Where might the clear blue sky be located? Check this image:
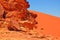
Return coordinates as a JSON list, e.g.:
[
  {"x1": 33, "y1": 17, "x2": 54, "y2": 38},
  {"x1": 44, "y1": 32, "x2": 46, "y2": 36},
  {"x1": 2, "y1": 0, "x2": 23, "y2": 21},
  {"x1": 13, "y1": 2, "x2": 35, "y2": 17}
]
[{"x1": 27, "y1": 0, "x2": 60, "y2": 17}]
